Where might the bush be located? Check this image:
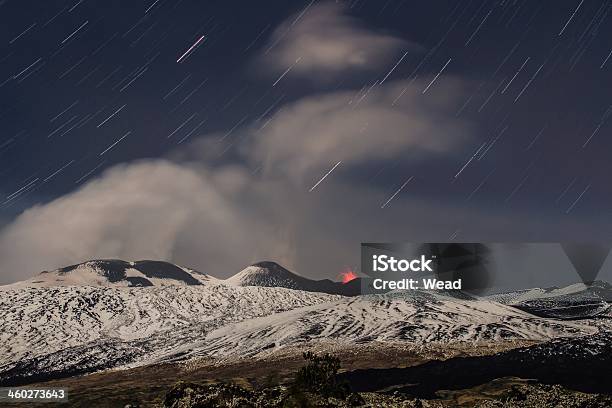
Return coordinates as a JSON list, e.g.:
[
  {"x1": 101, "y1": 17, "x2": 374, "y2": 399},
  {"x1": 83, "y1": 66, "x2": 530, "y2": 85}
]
[{"x1": 291, "y1": 352, "x2": 350, "y2": 399}]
